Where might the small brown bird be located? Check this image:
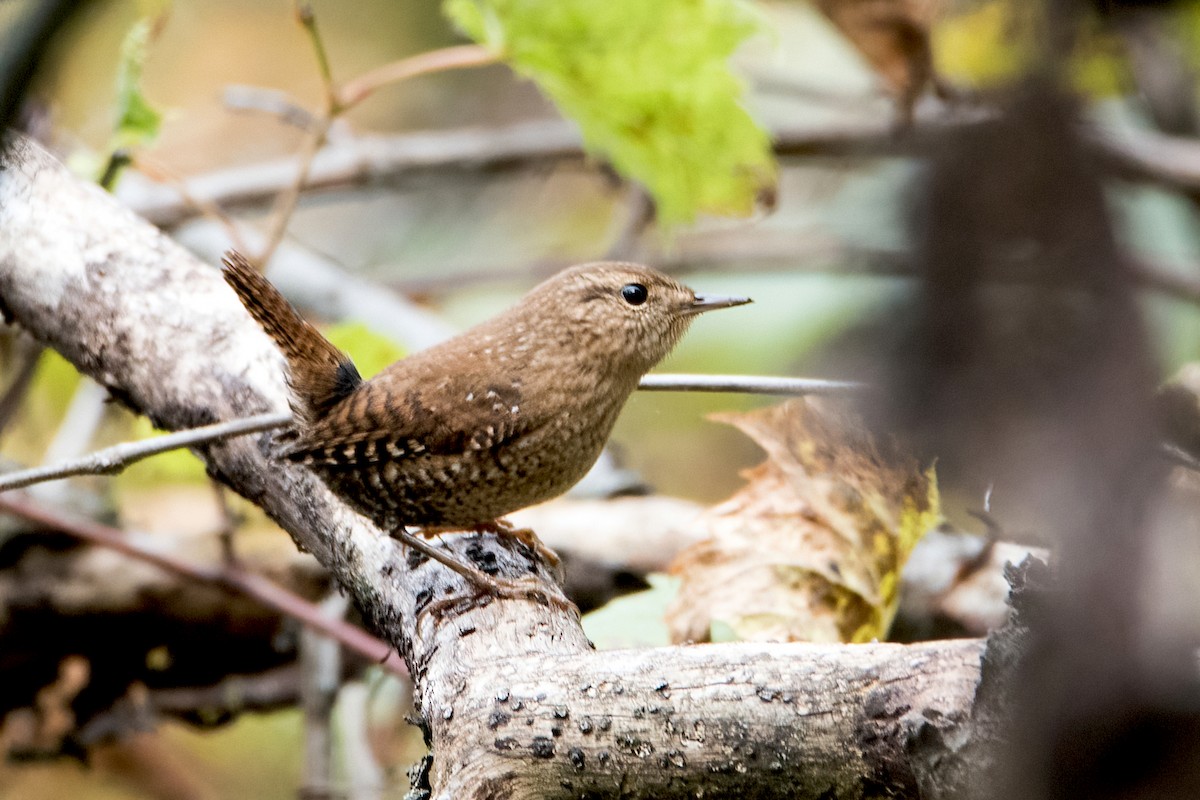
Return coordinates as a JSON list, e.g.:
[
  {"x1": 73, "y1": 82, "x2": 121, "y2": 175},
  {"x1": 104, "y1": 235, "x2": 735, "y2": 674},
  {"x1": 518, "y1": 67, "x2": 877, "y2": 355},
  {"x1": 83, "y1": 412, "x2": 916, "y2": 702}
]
[{"x1": 222, "y1": 251, "x2": 749, "y2": 596}]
